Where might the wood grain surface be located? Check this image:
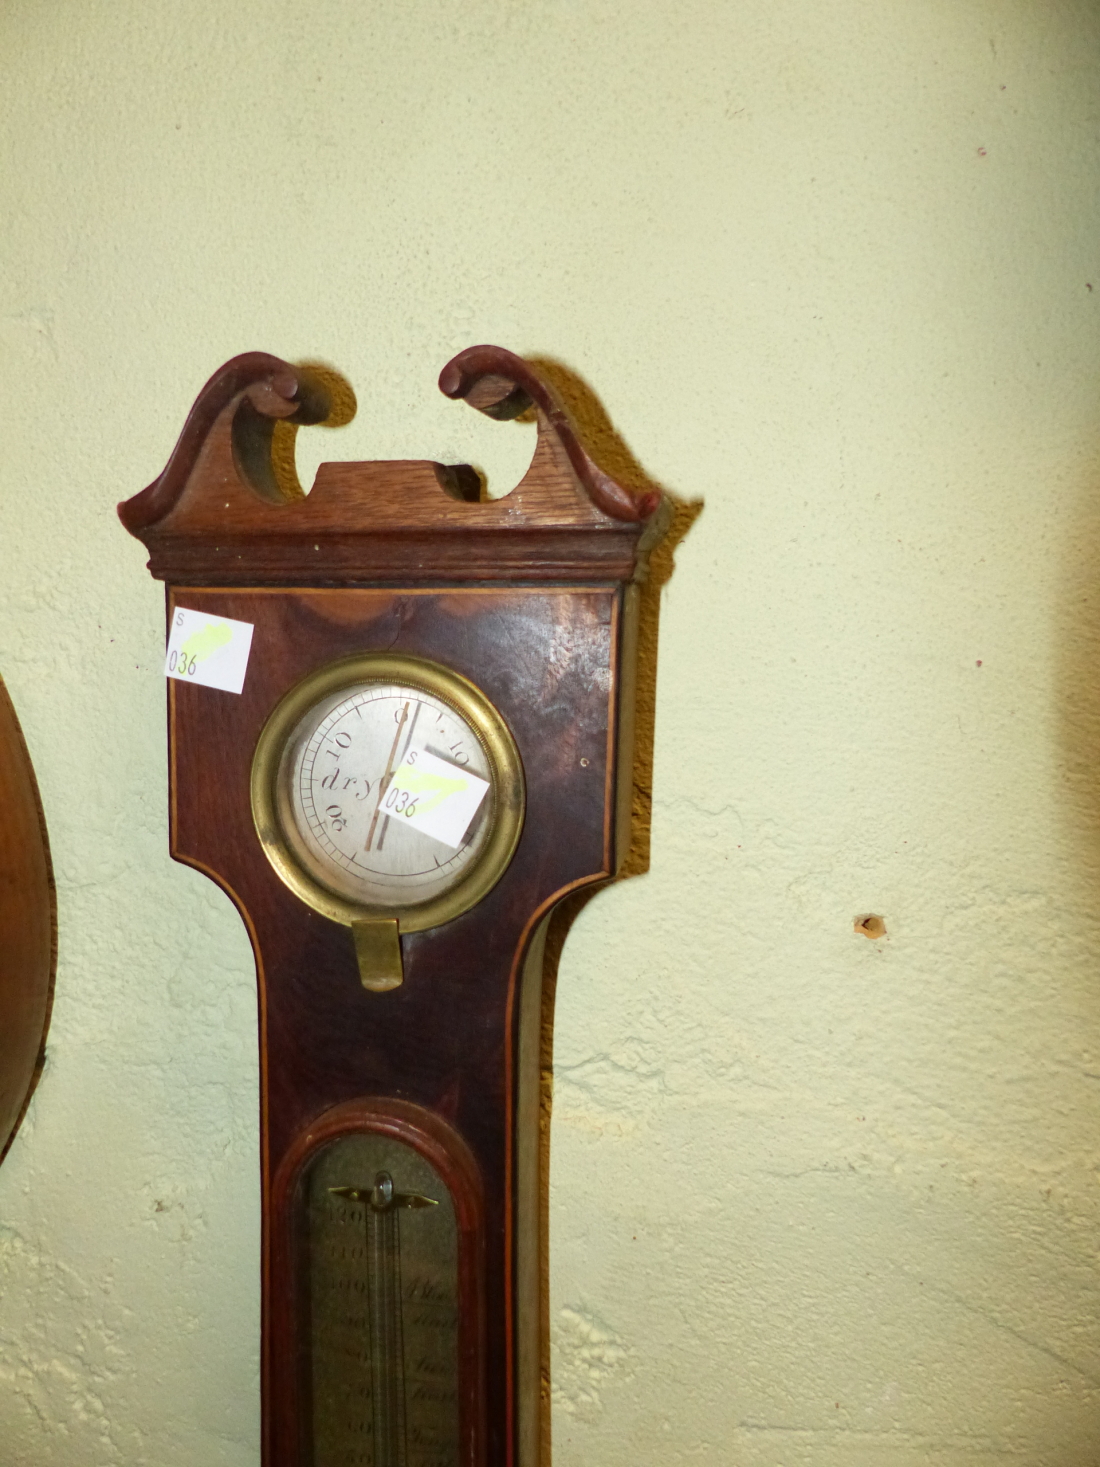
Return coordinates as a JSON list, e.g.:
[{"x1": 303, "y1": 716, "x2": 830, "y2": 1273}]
[
  {"x1": 167, "y1": 585, "x2": 631, "y2": 1467},
  {"x1": 0, "y1": 676, "x2": 55, "y2": 1167}
]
